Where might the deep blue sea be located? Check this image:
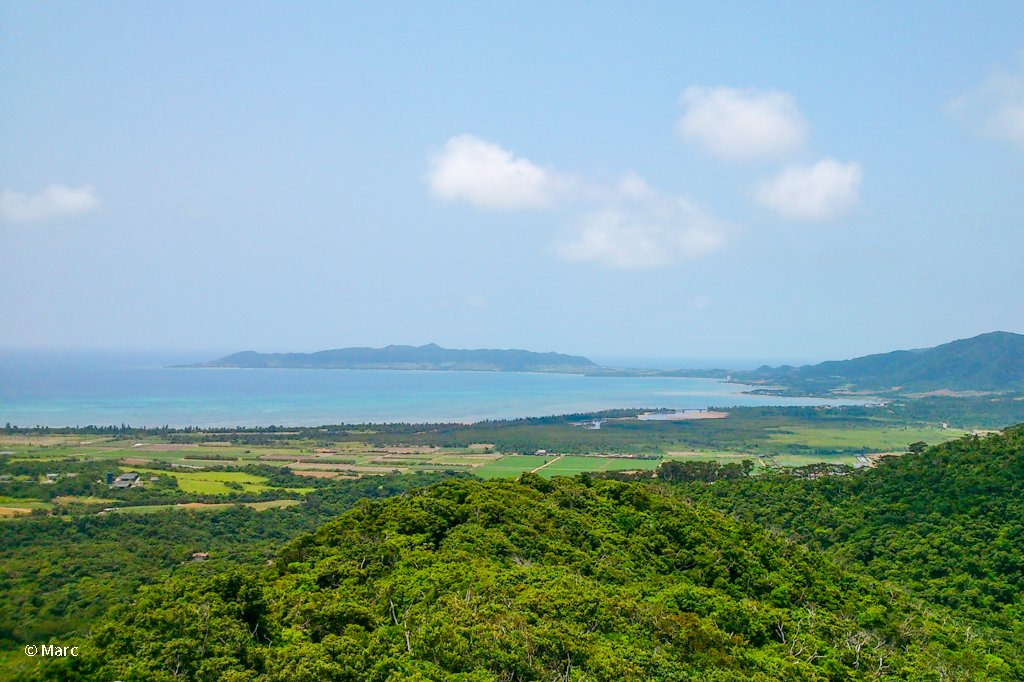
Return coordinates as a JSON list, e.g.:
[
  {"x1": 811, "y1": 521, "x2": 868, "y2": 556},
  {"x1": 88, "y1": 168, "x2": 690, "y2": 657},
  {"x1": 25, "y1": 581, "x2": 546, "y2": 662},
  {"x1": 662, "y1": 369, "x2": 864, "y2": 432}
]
[{"x1": 0, "y1": 351, "x2": 861, "y2": 428}]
